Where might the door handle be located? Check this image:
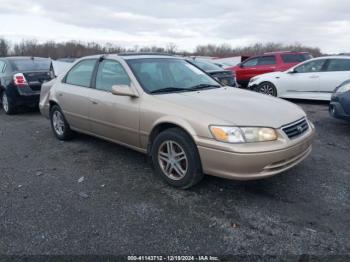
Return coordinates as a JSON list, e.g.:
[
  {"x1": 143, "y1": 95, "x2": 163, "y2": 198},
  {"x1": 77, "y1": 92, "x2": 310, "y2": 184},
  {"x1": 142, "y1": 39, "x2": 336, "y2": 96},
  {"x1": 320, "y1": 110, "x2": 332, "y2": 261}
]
[
  {"x1": 309, "y1": 75, "x2": 319, "y2": 79},
  {"x1": 89, "y1": 99, "x2": 98, "y2": 105},
  {"x1": 58, "y1": 93, "x2": 63, "y2": 97}
]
